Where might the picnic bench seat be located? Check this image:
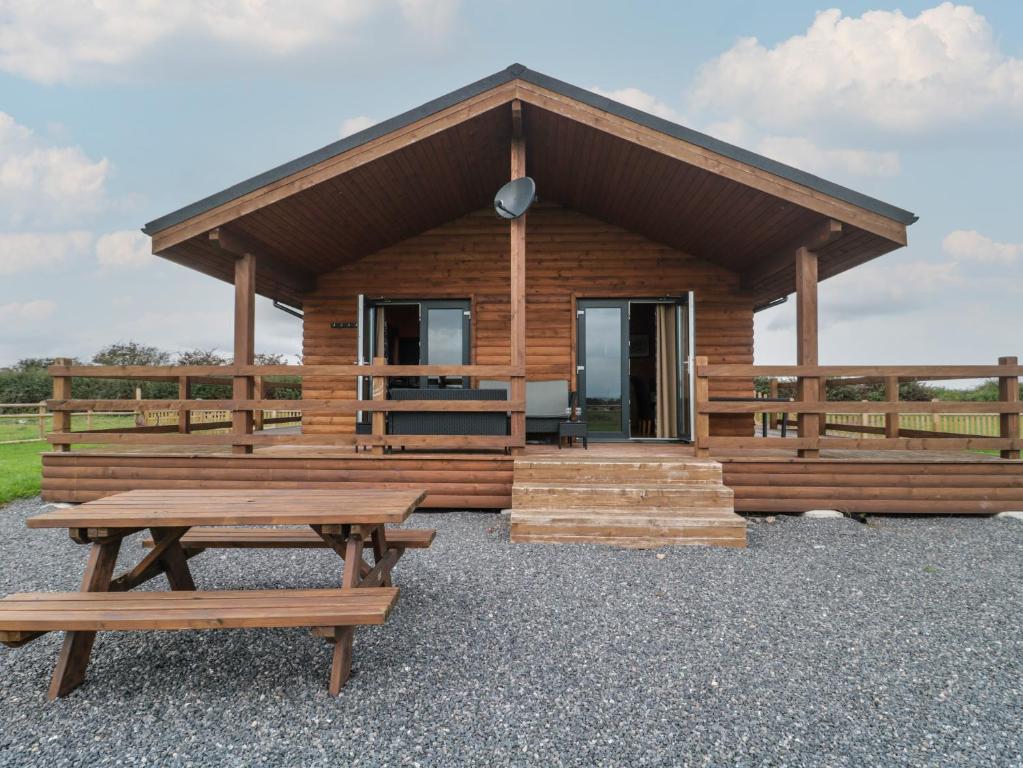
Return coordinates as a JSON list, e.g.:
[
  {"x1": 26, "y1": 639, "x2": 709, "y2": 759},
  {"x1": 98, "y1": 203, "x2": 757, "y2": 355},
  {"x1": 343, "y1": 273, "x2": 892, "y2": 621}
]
[
  {"x1": 142, "y1": 527, "x2": 436, "y2": 551},
  {"x1": 0, "y1": 588, "x2": 398, "y2": 695}
]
